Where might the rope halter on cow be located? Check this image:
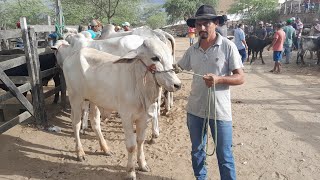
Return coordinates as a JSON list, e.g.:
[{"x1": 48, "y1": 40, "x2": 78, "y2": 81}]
[{"x1": 138, "y1": 59, "x2": 175, "y2": 86}]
